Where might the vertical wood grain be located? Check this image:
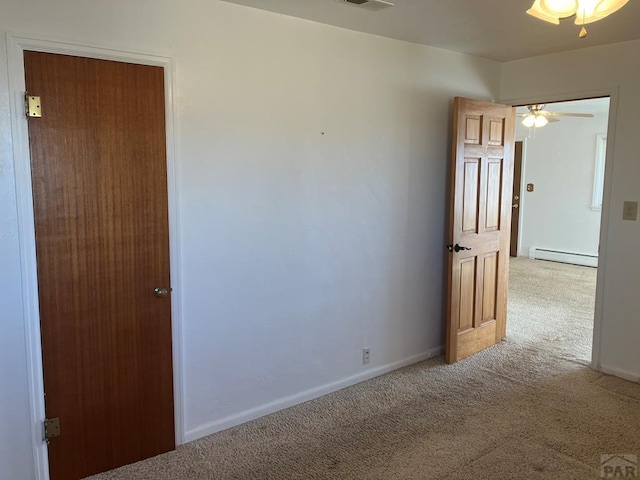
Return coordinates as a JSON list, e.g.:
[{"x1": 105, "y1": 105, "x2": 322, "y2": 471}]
[
  {"x1": 485, "y1": 159, "x2": 503, "y2": 231},
  {"x1": 462, "y1": 160, "x2": 480, "y2": 233},
  {"x1": 482, "y1": 253, "x2": 498, "y2": 322},
  {"x1": 464, "y1": 116, "x2": 482, "y2": 144},
  {"x1": 458, "y1": 258, "x2": 476, "y2": 332},
  {"x1": 488, "y1": 118, "x2": 504, "y2": 146},
  {"x1": 25, "y1": 51, "x2": 175, "y2": 480},
  {"x1": 446, "y1": 97, "x2": 515, "y2": 363}
]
